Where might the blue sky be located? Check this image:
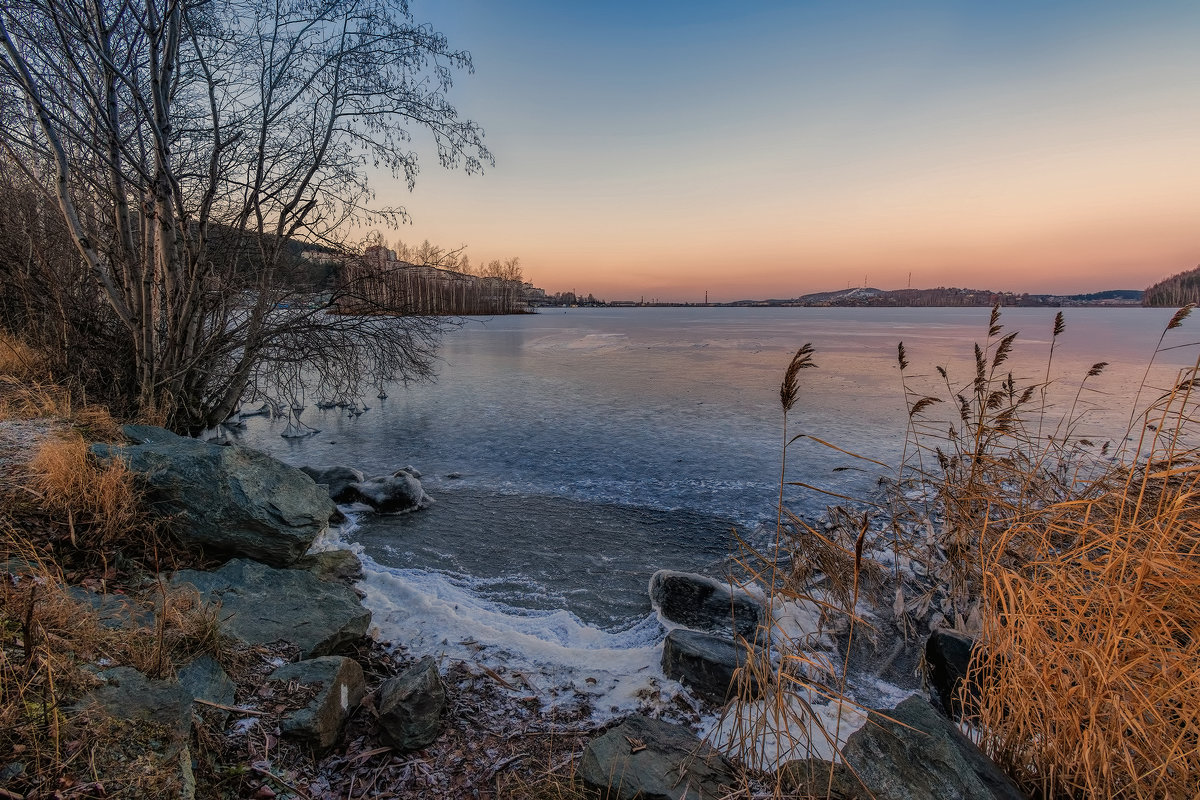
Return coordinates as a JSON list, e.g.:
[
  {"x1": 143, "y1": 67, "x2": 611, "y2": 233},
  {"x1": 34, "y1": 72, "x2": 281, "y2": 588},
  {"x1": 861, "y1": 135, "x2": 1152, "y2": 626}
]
[{"x1": 376, "y1": 1, "x2": 1200, "y2": 301}]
